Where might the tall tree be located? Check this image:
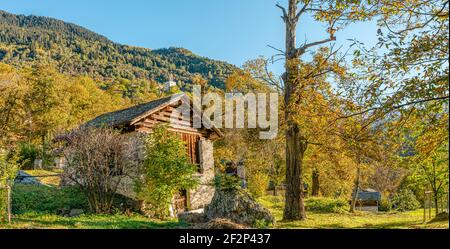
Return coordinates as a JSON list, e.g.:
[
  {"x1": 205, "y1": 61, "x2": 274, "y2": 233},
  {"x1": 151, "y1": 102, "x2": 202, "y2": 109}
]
[
  {"x1": 275, "y1": 0, "x2": 374, "y2": 220},
  {"x1": 221, "y1": 56, "x2": 361, "y2": 200},
  {"x1": 0, "y1": 64, "x2": 28, "y2": 147}
]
